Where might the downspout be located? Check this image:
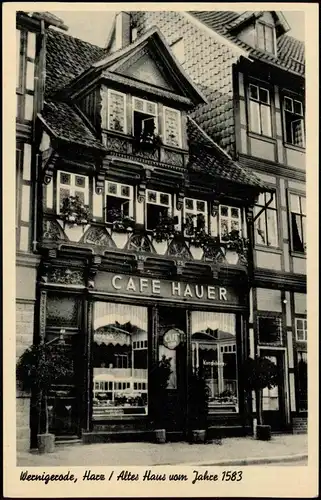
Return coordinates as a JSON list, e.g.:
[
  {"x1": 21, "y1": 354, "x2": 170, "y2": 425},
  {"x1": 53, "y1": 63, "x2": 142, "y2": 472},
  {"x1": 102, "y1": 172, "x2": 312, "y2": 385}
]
[{"x1": 32, "y1": 19, "x2": 45, "y2": 252}]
